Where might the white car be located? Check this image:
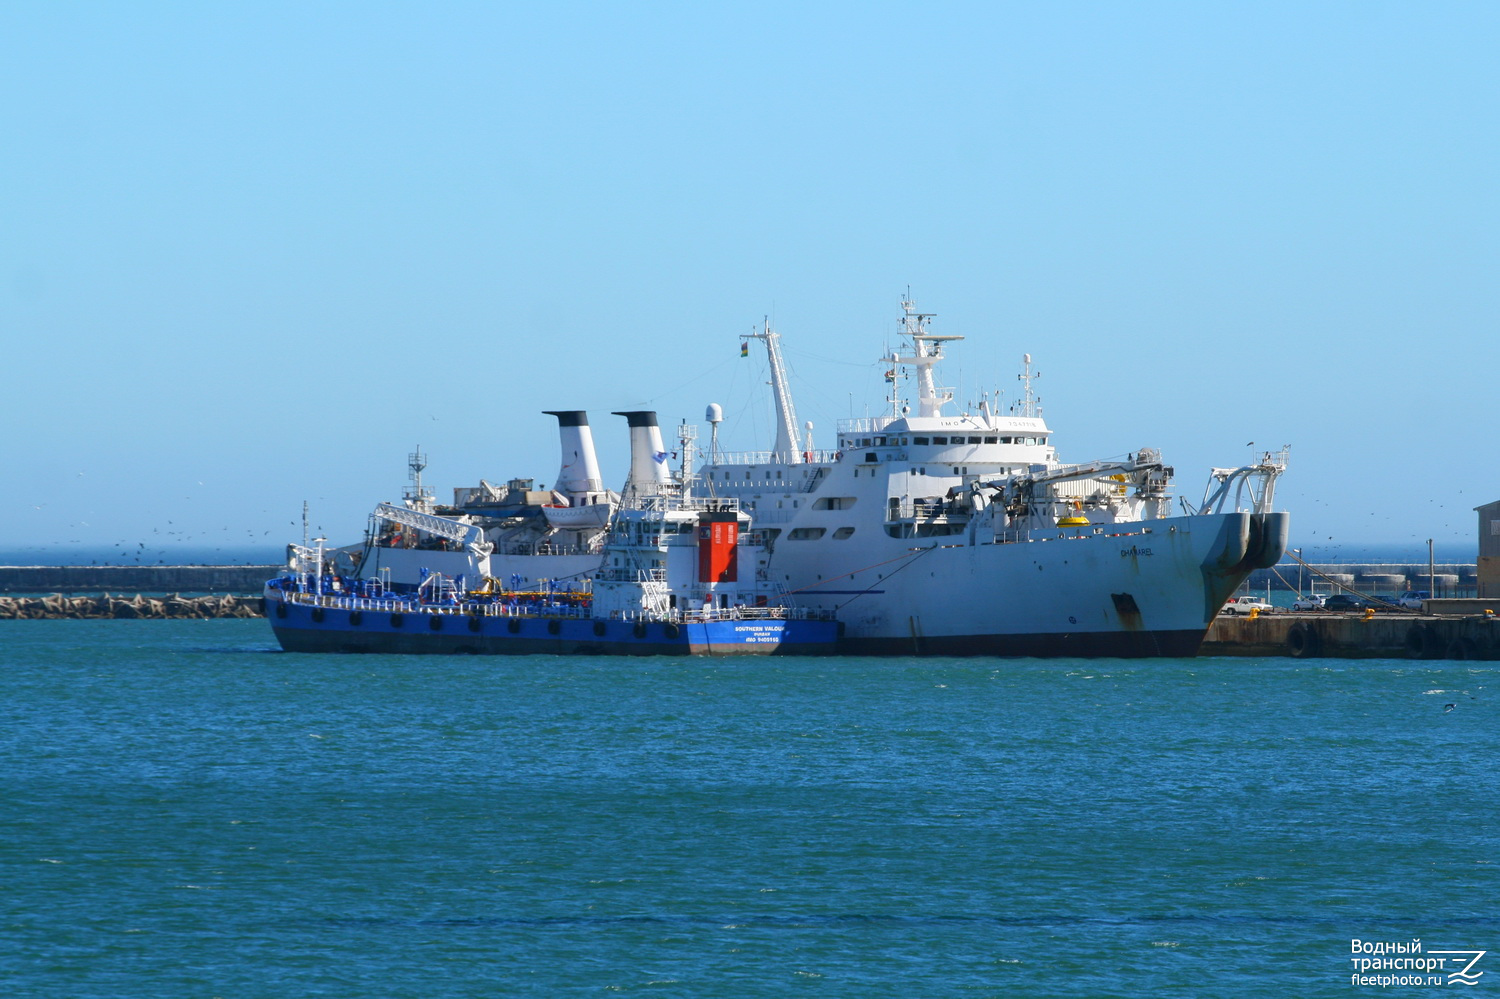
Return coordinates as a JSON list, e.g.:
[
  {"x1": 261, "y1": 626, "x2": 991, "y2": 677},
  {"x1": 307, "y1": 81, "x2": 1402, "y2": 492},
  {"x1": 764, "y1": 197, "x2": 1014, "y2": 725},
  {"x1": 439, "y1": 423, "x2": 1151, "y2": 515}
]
[
  {"x1": 1221, "y1": 596, "x2": 1274, "y2": 615},
  {"x1": 1291, "y1": 594, "x2": 1326, "y2": 611},
  {"x1": 1397, "y1": 590, "x2": 1430, "y2": 610}
]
